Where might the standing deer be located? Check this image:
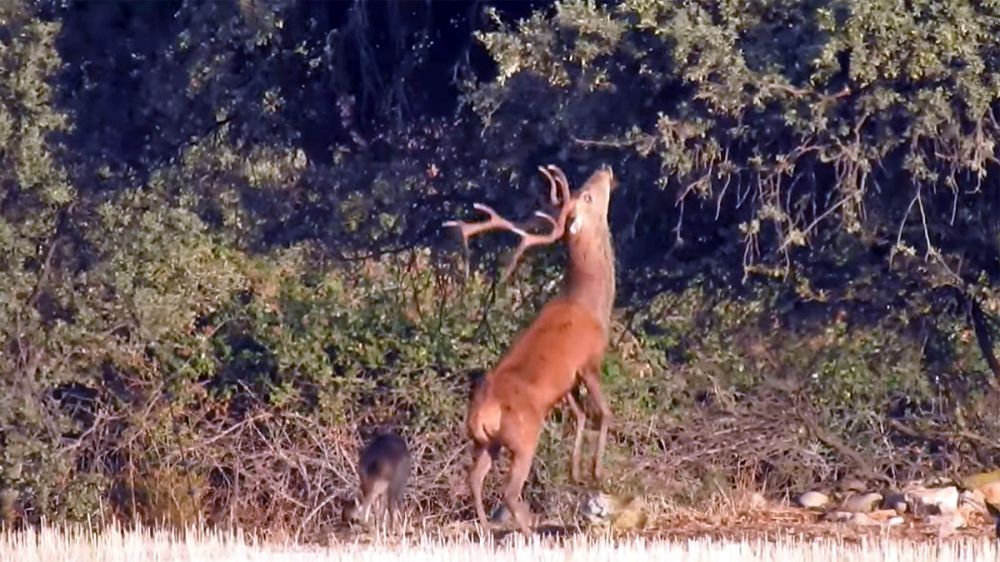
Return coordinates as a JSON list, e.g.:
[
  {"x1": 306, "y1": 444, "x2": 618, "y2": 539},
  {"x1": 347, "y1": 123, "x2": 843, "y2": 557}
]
[
  {"x1": 448, "y1": 164, "x2": 617, "y2": 481},
  {"x1": 550, "y1": 165, "x2": 617, "y2": 483},
  {"x1": 341, "y1": 432, "x2": 411, "y2": 529},
  {"x1": 444, "y1": 165, "x2": 617, "y2": 534}
]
